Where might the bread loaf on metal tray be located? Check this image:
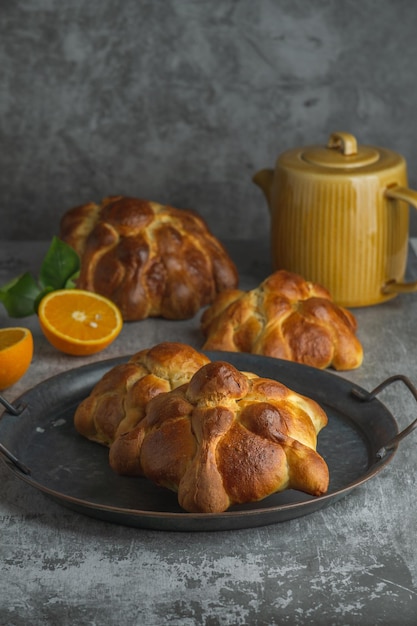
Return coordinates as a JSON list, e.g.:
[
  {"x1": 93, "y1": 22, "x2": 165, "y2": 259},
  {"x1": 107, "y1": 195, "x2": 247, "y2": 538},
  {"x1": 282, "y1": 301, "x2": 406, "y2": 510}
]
[
  {"x1": 109, "y1": 360, "x2": 330, "y2": 513},
  {"x1": 74, "y1": 342, "x2": 210, "y2": 446},
  {"x1": 201, "y1": 270, "x2": 363, "y2": 371},
  {"x1": 60, "y1": 196, "x2": 238, "y2": 321}
]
